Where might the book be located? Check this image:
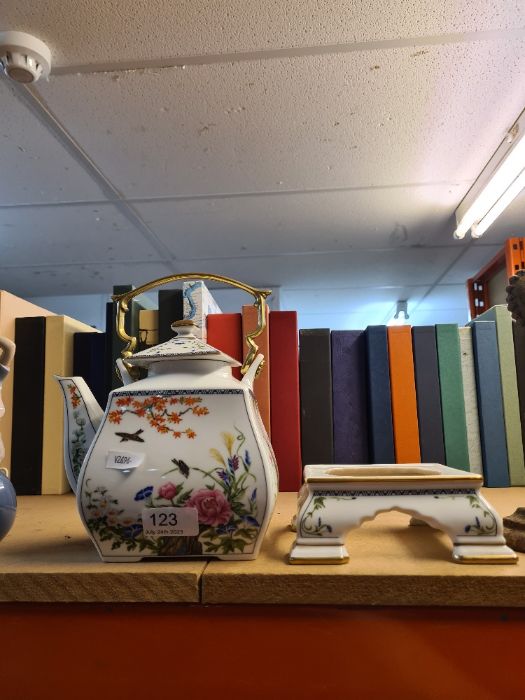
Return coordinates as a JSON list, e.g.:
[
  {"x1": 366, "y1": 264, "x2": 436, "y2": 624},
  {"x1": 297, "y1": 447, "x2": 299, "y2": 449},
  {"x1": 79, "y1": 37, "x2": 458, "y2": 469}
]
[
  {"x1": 242, "y1": 304, "x2": 271, "y2": 437},
  {"x1": 458, "y1": 327, "x2": 483, "y2": 475},
  {"x1": 435, "y1": 324, "x2": 470, "y2": 470},
  {"x1": 106, "y1": 284, "x2": 144, "y2": 390},
  {"x1": 470, "y1": 321, "x2": 510, "y2": 487},
  {"x1": 0, "y1": 290, "x2": 54, "y2": 475},
  {"x1": 512, "y1": 322, "x2": 525, "y2": 460},
  {"x1": 299, "y1": 329, "x2": 333, "y2": 466},
  {"x1": 158, "y1": 289, "x2": 183, "y2": 343},
  {"x1": 138, "y1": 309, "x2": 159, "y2": 351},
  {"x1": 365, "y1": 326, "x2": 395, "y2": 463},
  {"x1": 207, "y1": 313, "x2": 243, "y2": 381},
  {"x1": 10, "y1": 317, "x2": 46, "y2": 495},
  {"x1": 42, "y1": 316, "x2": 100, "y2": 494},
  {"x1": 472, "y1": 306, "x2": 525, "y2": 485},
  {"x1": 183, "y1": 281, "x2": 222, "y2": 341},
  {"x1": 104, "y1": 301, "x2": 116, "y2": 395},
  {"x1": 387, "y1": 326, "x2": 421, "y2": 463},
  {"x1": 73, "y1": 332, "x2": 108, "y2": 411},
  {"x1": 269, "y1": 311, "x2": 302, "y2": 491},
  {"x1": 412, "y1": 326, "x2": 446, "y2": 464},
  {"x1": 331, "y1": 331, "x2": 369, "y2": 464}
]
